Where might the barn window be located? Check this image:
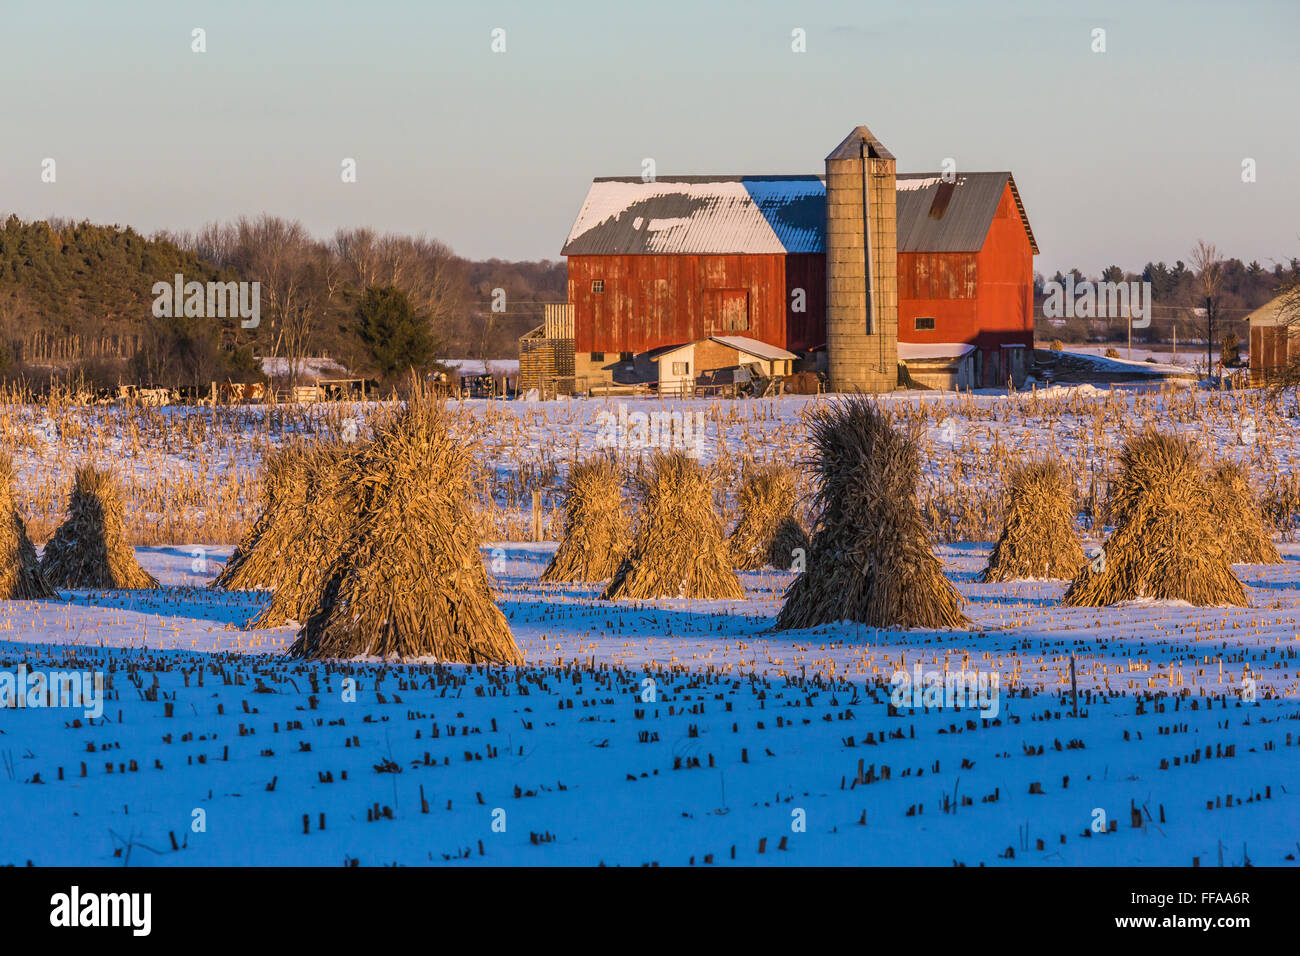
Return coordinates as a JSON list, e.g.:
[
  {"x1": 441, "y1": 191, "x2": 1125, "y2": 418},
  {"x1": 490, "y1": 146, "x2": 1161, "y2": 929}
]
[
  {"x1": 671, "y1": 361, "x2": 689, "y2": 376},
  {"x1": 591, "y1": 280, "x2": 605, "y2": 293},
  {"x1": 590, "y1": 351, "x2": 605, "y2": 362},
  {"x1": 914, "y1": 316, "x2": 936, "y2": 331},
  {"x1": 619, "y1": 351, "x2": 634, "y2": 364}
]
